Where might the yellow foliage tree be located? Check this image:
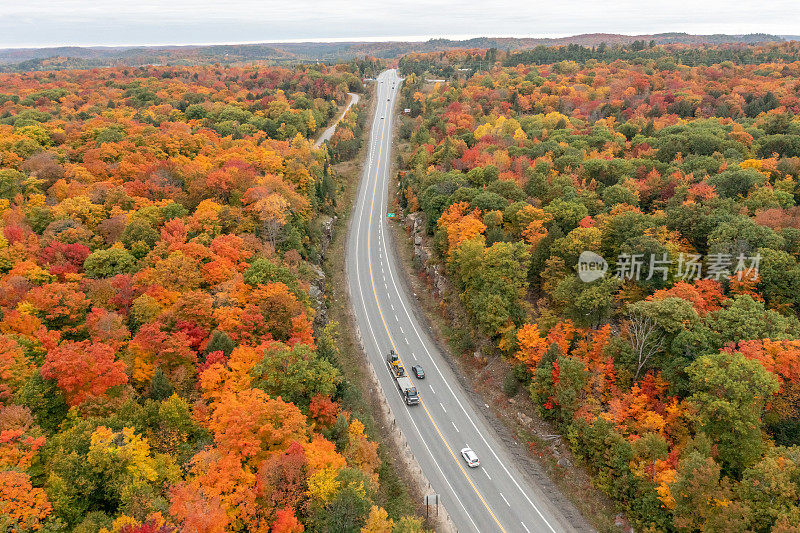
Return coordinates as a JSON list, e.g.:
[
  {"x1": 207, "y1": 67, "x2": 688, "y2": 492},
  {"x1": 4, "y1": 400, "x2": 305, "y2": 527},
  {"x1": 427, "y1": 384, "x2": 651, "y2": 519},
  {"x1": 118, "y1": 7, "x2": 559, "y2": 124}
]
[
  {"x1": 306, "y1": 468, "x2": 341, "y2": 504},
  {"x1": 361, "y1": 506, "x2": 393, "y2": 533}
]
